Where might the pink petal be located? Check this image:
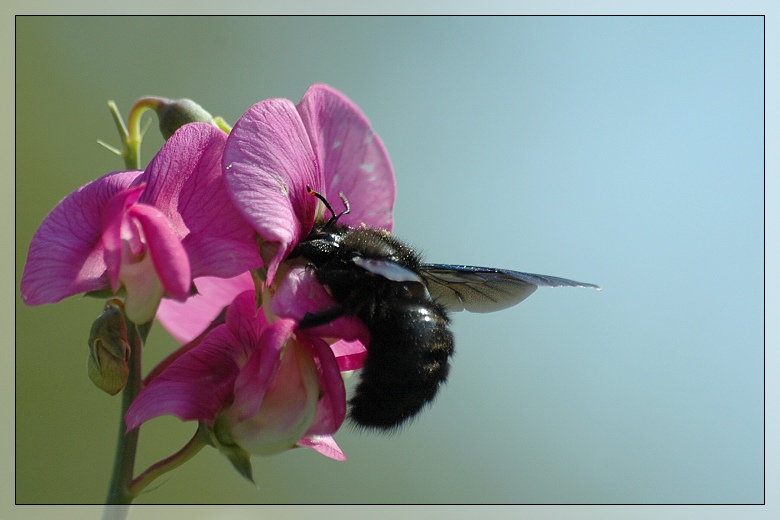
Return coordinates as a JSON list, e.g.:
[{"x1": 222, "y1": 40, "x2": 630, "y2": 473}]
[
  {"x1": 267, "y1": 265, "x2": 329, "y2": 320},
  {"x1": 141, "y1": 123, "x2": 262, "y2": 279},
  {"x1": 297, "y1": 84, "x2": 395, "y2": 231},
  {"x1": 298, "y1": 435, "x2": 346, "y2": 461},
  {"x1": 228, "y1": 336, "x2": 321, "y2": 456},
  {"x1": 307, "y1": 315, "x2": 369, "y2": 350},
  {"x1": 231, "y1": 318, "x2": 296, "y2": 422},
  {"x1": 102, "y1": 185, "x2": 146, "y2": 291},
  {"x1": 125, "y1": 324, "x2": 243, "y2": 430},
  {"x1": 138, "y1": 123, "x2": 217, "y2": 235},
  {"x1": 128, "y1": 203, "x2": 191, "y2": 301},
  {"x1": 116, "y1": 249, "x2": 165, "y2": 324},
  {"x1": 156, "y1": 273, "x2": 254, "y2": 344},
  {"x1": 331, "y1": 339, "x2": 368, "y2": 372},
  {"x1": 223, "y1": 99, "x2": 322, "y2": 283},
  {"x1": 299, "y1": 334, "x2": 347, "y2": 435},
  {"x1": 225, "y1": 289, "x2": 268, "y2": 350},
  {"x1": 269, "y1": 265, "x2": 369, "y2": 342},
  {"x1": 20, "y1": 170, "x2": 142, "y2": 305}
]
